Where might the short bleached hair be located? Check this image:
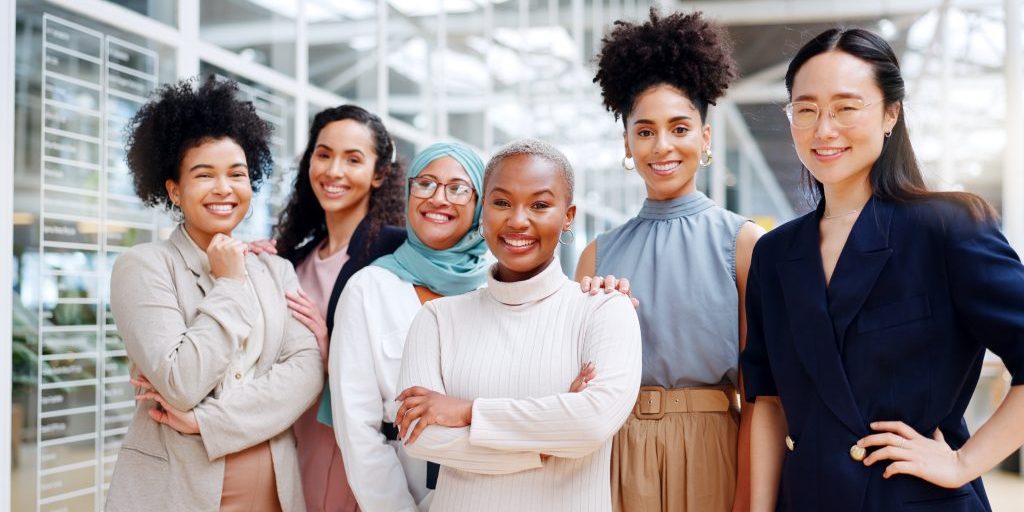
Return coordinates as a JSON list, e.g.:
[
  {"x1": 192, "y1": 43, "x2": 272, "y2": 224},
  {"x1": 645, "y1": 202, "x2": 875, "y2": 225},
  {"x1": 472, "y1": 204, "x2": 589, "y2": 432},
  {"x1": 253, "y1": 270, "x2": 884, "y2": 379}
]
[{"x1": 483, "y1": 138, "x2": 575, "y2": 202}]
